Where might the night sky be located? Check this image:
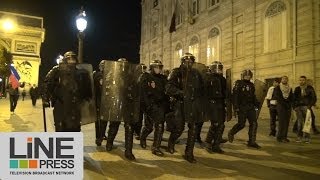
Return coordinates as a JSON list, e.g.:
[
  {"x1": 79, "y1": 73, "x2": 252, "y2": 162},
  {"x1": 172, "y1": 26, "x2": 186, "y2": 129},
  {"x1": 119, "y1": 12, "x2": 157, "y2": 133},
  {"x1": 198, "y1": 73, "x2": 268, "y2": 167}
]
[{"x1": 0, "y1": 0, "x2": 141, "y2": 81}]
